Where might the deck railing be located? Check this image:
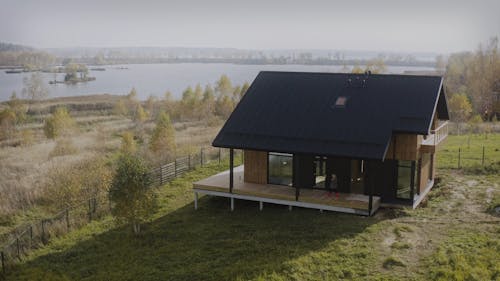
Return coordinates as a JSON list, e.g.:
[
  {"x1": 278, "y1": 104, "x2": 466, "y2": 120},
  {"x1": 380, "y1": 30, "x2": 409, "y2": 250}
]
[{"x1": 423, "y1": 120, "x2": 449, "y2": 146}]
